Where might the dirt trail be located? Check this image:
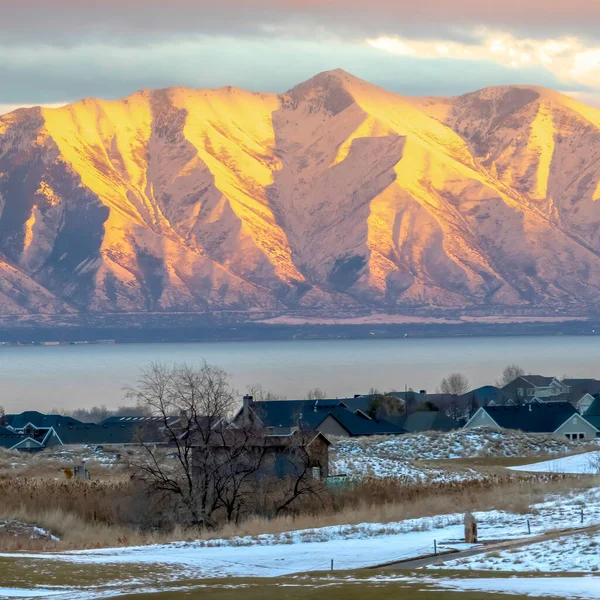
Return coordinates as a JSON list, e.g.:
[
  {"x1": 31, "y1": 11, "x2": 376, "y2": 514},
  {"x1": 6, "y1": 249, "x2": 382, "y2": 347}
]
[{"x1": 373, "y1": 523, "x2": 600, "y2": 570}]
